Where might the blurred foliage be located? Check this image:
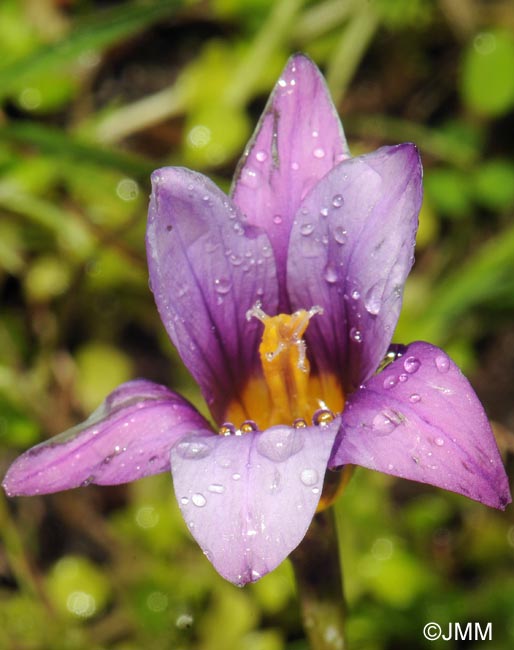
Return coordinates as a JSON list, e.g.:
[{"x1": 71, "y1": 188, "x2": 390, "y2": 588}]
[{"x1": 0, "y1": 0, "x2": 513, "y2": 649}]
